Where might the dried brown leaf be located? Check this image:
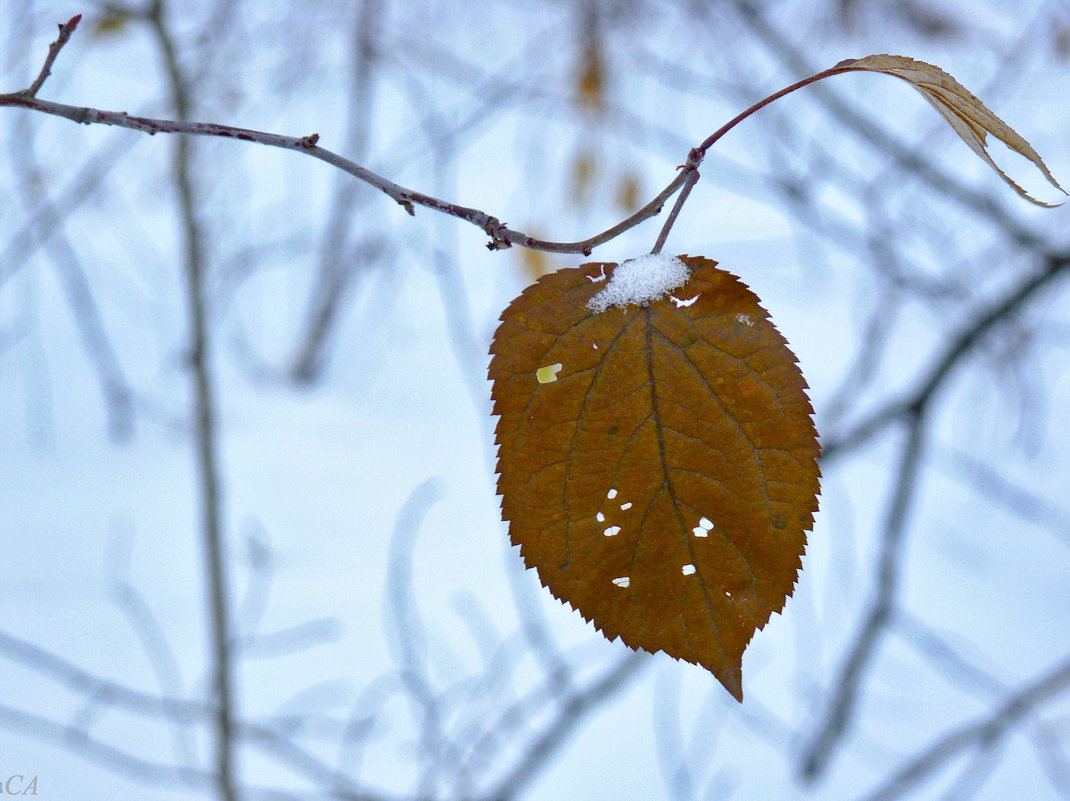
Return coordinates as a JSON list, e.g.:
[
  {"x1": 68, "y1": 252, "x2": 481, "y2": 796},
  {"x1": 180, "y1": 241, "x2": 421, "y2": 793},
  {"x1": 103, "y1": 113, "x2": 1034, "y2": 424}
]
[
  {"x1": 615, "y1": 172, "x2": 642, "y2": 212},
  {"x1": 516, "y1": 229, "x2": 551, "y2": 281},
  {"x1": 834, "y1": 54, "x2": 1065, "y2": 206},
  {"x1": 569, "y1": 150, "x2": 598, "y2": 208},
  {"x1": 576, "y1": 38, "x2": 605, "y2": 113},
  {"x1": 489, "y1": 256, "x2": 821, "y2": 700}
]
